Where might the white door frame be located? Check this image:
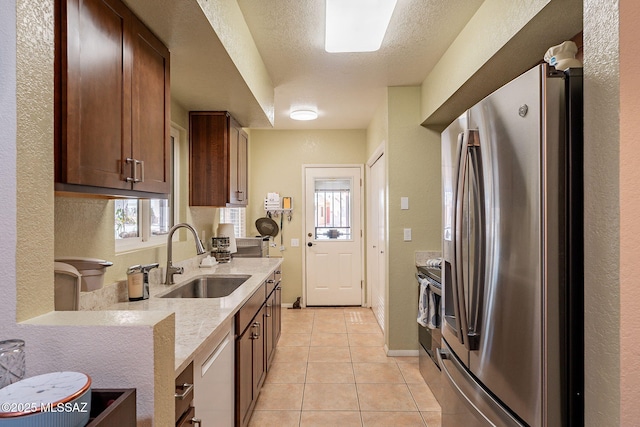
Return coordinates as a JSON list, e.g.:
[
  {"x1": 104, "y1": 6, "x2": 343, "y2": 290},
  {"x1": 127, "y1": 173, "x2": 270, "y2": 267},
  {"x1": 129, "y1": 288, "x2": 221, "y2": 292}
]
[
  {"x1": 366, "y1": 145, "x2": 386, "y2": 327},
  {"x1": 301, "y1": 164, "x2": 365, "y2": 307}
]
